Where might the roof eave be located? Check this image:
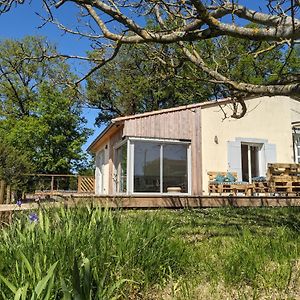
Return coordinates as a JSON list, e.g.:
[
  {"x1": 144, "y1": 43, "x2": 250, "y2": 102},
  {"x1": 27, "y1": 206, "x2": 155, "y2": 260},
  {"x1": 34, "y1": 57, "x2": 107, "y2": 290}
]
[{"x1": 87, "y1": 123, "x2": 114, "y2": 153}]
